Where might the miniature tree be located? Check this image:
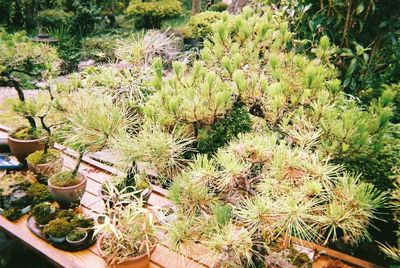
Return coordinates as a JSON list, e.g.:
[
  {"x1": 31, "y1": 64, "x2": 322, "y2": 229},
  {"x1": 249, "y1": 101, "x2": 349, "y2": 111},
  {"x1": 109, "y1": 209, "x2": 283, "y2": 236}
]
[{"x1": 0, "y1": 28, "x2": 60, "y2": 138}]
